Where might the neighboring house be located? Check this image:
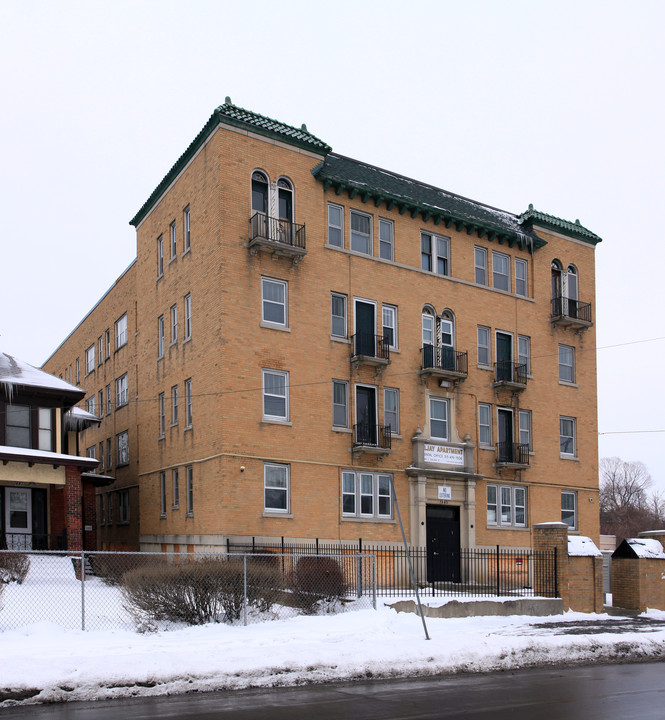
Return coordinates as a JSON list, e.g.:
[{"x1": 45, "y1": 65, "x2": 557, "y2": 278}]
[
  {"x1": 0, "y1": 351, "x2": 101, "y2": 550},
  {"x1": 43, "y1": 100, "x2": 602, "y2": 574}
]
